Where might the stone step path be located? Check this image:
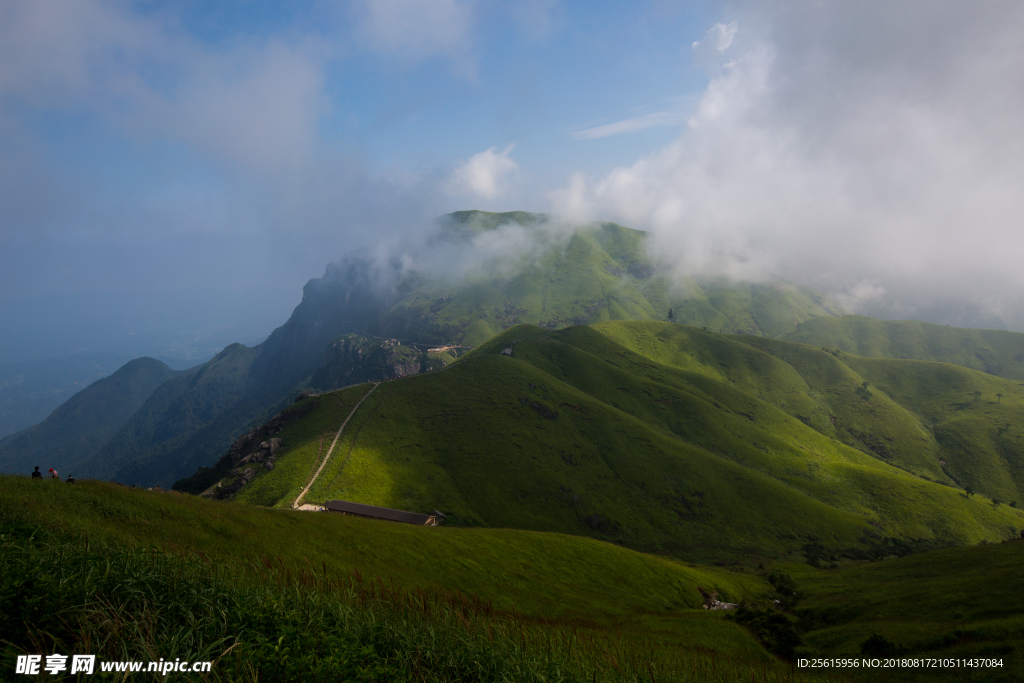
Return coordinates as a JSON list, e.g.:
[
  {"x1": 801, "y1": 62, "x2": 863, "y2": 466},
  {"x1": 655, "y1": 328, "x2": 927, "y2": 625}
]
[{"x1": 292, "y1": 382, "x2": 380, "y2": 510}]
